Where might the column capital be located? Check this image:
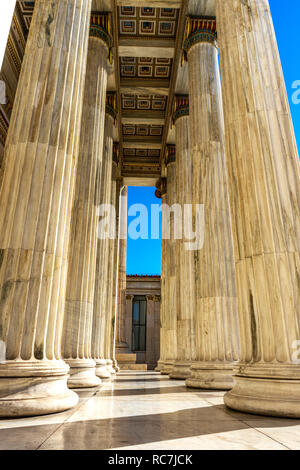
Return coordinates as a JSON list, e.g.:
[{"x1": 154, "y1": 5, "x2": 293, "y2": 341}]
[
  {"x1": 106, "y1": 92, "x2": 118, "y2": 125},
  {"x1": 172, "y1": 95, "x2": 189, "y2": 124},
  {"x1": 90, "y1": 13, "x2": 113, "y2": 63},
  {"x1": 165, "y1": 144, "x2": 176, "y2": 166},
  {"x1": 146, "y1": 295, "x2": 154, "y2": 302},
  {"x1": 126, "y1": 294, "x2": 134, "y2": 301},
  {"x1": 182, "y1": 17, "x2": 217, "y2": 62}
]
